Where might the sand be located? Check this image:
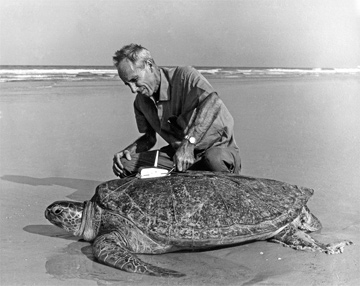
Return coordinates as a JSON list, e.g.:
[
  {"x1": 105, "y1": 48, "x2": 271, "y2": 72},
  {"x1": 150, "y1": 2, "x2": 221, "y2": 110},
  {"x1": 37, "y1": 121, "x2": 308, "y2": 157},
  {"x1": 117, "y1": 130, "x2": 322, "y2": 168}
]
[{"x1": 0, "y1": 76, "x2": 359, "y2": 285}]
